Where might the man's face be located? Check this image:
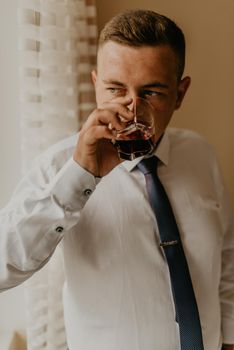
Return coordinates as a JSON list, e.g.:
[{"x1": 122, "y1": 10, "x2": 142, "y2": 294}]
[{"x1": 92, "y1": 41, "x2": 190, "y2": 142}]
